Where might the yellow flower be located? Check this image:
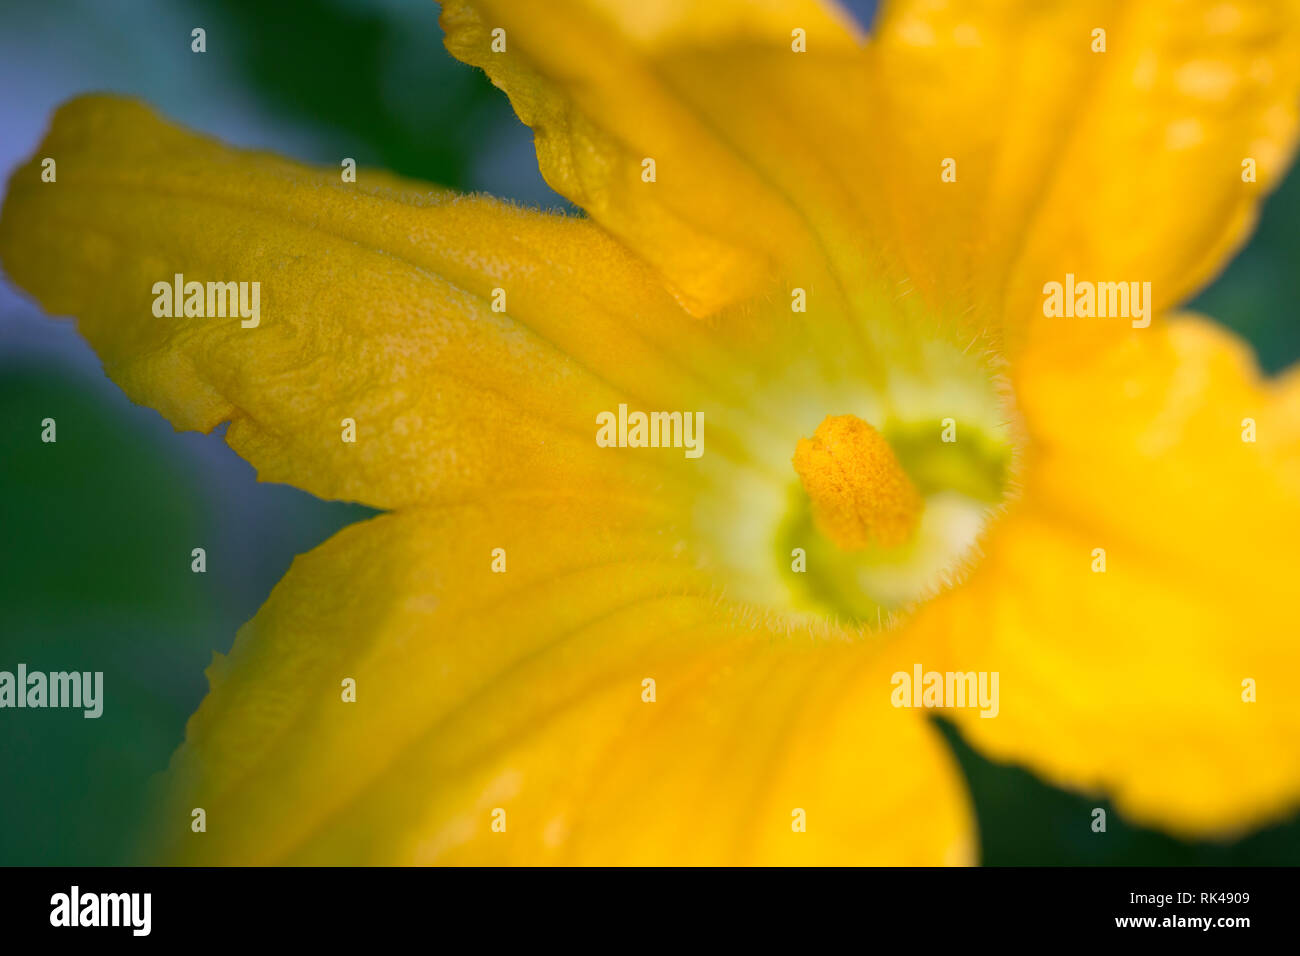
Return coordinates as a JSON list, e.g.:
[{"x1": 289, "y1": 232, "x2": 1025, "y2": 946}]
[{"x1": 3, "y1": 0, "x2": 1300, "y2": 865}]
